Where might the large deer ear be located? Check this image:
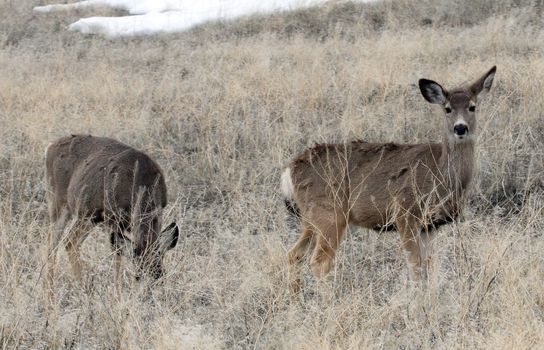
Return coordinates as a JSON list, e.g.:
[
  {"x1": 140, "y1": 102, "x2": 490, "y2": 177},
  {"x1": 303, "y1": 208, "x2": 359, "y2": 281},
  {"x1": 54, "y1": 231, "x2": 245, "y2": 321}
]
[
  {"x1": 419, "y1": 79, "x2": 447, "y2": 104},
  {"x1": 159, "y1": 221, "x2": 179, "y2": 252},
  {"x1": 470, "y1": 66, "x2": 496, "y2": 98}
]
